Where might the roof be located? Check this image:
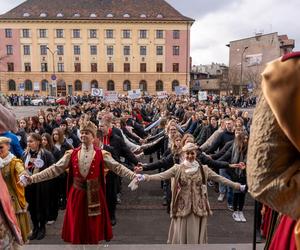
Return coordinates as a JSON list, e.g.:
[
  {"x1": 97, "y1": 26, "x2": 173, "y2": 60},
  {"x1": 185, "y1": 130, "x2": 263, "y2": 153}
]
[{"x1": 0, "y1": 0, "x2": 194, "y2": 22}]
